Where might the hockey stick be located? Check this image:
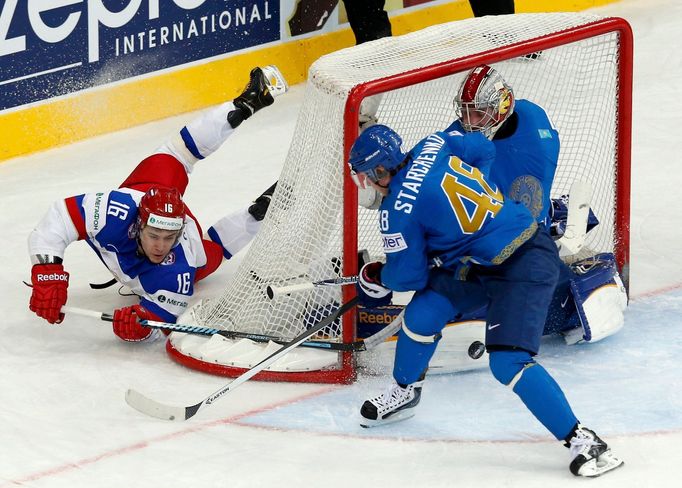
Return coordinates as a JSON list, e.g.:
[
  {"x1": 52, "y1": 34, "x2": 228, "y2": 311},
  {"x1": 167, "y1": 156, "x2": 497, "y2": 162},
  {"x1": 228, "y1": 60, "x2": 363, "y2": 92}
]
[
  {"x1": 266, "y1": 276, "x2": 359, "y2": 299},
  {"x1": 63, "y1": 304, "x2": 391, "y2": 352},
  {"x1": 139, "y1": 317, "x2": 401, "y2": 352},
  {"x1": 556, "y1": 181, "x2": 592, "y2": 258},
  {"x1": 62, "y1": 306, "x2": 113, "y2": 322},
  {"x1": 140, "y1": 318, "x2": 367, "y2": 351},
  {"x1": 124, "y1": 296, "x2": 360, "y2": 421}
]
